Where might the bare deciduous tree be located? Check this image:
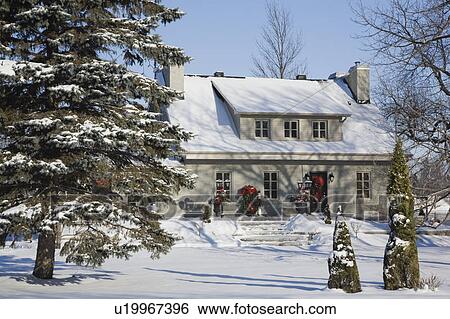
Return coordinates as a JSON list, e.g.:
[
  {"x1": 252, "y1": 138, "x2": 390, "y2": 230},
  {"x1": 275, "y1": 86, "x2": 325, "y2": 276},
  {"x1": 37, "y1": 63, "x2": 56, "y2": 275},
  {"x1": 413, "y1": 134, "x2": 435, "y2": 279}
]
[
  {"x1": 376, "y1": 79, "x2": 449, "y2": 164},
  {"x1": 412, "y1": 156, "x2": 450, "y2": 228},
  {"x1": 413, "y1": 157, "x2": 450, "y2": 196},
  {"x1": 350, "y1": 222, "x2": 362, "y2": 238},
  {"x1": 353, "y1": 0, "x2": 450, "y2": 213},
  {"x1": 252, "y1": 1, "x2": 306, "y2": 79},
  {"x1": 353, "y1": 0, "x2": 449, "y2": 95}
]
